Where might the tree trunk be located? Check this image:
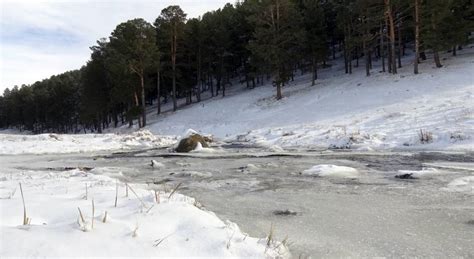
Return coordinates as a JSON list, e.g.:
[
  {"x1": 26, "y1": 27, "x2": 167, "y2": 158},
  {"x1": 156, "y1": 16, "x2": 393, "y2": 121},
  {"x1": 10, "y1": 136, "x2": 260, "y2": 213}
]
[
  {"x1": 157, "y1": 67, "x2": 161, "y2": 115},
  {"x1": 314, "y1": 60, "x2": 318, "y2": 81},
  {"x1": 397, "y1": 17, "x2": 402, "y2": 68},
  {"x1": 452, "y1": 46, "x2": 457, "y2": 56},
  {"x1": 197, "y1": 47, "x2": 202, "y2": 102},
  {"x1": 381, "y1": 23, "x2": 386, "y2": 72},
  {"x1": 140, "y1": 74, "x2": 146, "y2": 127},
  {"x1": 209, "y1": 65, "x2": 214, "y2": 97},
  {"x1": 364, "y1": 40, "x2": 370, "y2": 77},
  {"x1": 431, "y1": 14, "x2": 442, "y2": 68},
  {"x1": 385, "y1": 0, "x2": 397, "y2": 74},
  {"x1": 369, "y1": 49, "x2": 372, "y2": 69},
  {"x1": 221, "y1": 58, "x2": 225, "y2": 97},
  {"x1": 311, "y1": 56, "x2": 316, "y2": 86},
  {"x1": 355, "y1": 47, "x2": 359, "y2": 67},
  {"x1": 276, "y1": 81, "x2": 282, "y2": 100},
  {"x1": 414, "y1": 0, "x2": 420, "y2": 74},
  {"x1": 134, "y1": 91, "x2": 141, "y2": 128},
  {"x1": 433, "y1": 50, "x2": 442, "y2": 68},
  {"x1": 172, "y1": 24, "x2": 177, "y2": 112},
  {"x1": 344, "y1": 47, "x2": 349, "y2": 74}
]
